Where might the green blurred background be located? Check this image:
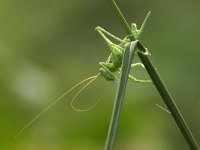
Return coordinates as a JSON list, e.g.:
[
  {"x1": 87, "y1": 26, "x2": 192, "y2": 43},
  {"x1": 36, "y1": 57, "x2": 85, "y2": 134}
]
[{"x1": 0, "y1": 0, "x2": 200, "y2": 149}]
